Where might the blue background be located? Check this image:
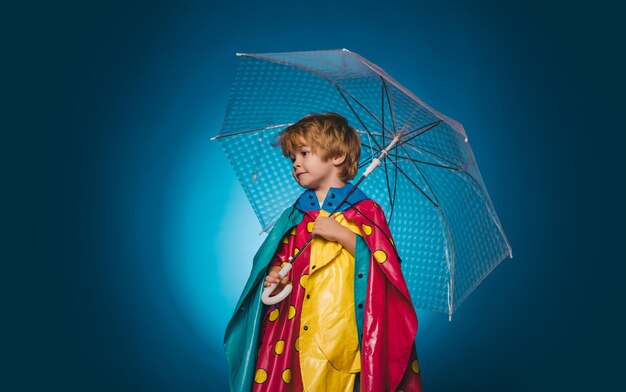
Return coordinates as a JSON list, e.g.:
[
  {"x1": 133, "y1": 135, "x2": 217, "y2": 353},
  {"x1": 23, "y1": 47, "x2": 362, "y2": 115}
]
[{"x1": 6, "y1": 0, "x2": 624, "y2": 390}]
